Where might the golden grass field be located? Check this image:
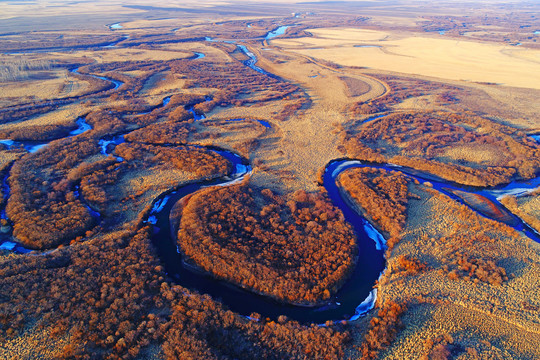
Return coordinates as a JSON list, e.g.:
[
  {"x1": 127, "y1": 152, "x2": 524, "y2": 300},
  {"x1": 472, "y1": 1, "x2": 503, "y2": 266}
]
[
  {"x1": 0, "y1": 0, "x2": 539, "y2": 358},
  {"x1": 366, "y1": 183, "x2": 540, "y2": 359},
  {"x1": 501, "y1": 193, "x2": 540, "y2": 234},
  {"x1": 0, "y1": 104, "x2": 88, "y2": 130},
  {"x1": 0, "y1": 67, "x2": 90, "y2": 105},
  {"x1": 272, "y1": 28, "x2": 540, "y2": 90}
]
